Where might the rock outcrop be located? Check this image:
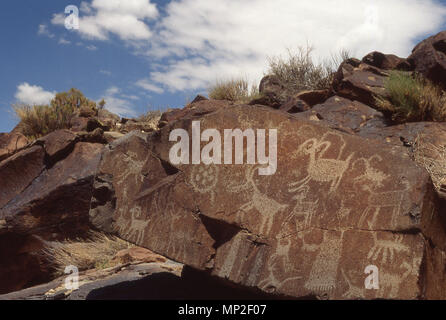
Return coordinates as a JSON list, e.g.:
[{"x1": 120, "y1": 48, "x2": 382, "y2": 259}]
[
  {"x1": 90, "y1": 102, "x2": 446, "y2": 299},
  {"x1": 408, "y1": 31, "x2": 446, "y2": 89},
  {"x1": 0, "y1": 130, "x2": 105, "y2": 294}
]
